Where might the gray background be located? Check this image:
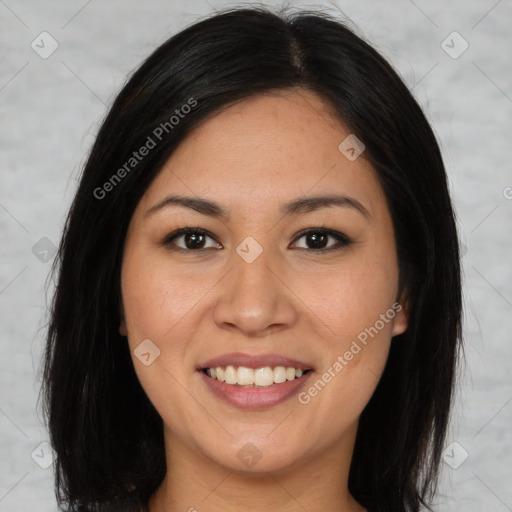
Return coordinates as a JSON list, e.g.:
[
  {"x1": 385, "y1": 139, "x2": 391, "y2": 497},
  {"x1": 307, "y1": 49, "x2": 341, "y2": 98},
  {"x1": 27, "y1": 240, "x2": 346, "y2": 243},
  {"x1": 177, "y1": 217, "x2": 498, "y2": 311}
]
[{"x1": 1, "y1": 0, "x2": 511, "y2": 510}]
